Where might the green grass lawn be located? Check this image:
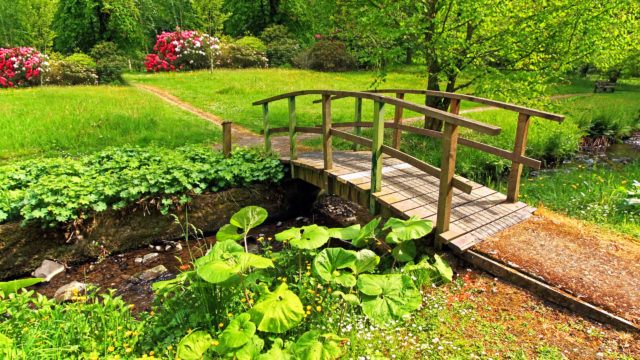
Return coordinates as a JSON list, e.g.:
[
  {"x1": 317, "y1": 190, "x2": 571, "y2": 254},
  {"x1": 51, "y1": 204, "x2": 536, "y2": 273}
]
[{"x1": 0, "y1": 86, "x2": 220, "y2": 161}]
